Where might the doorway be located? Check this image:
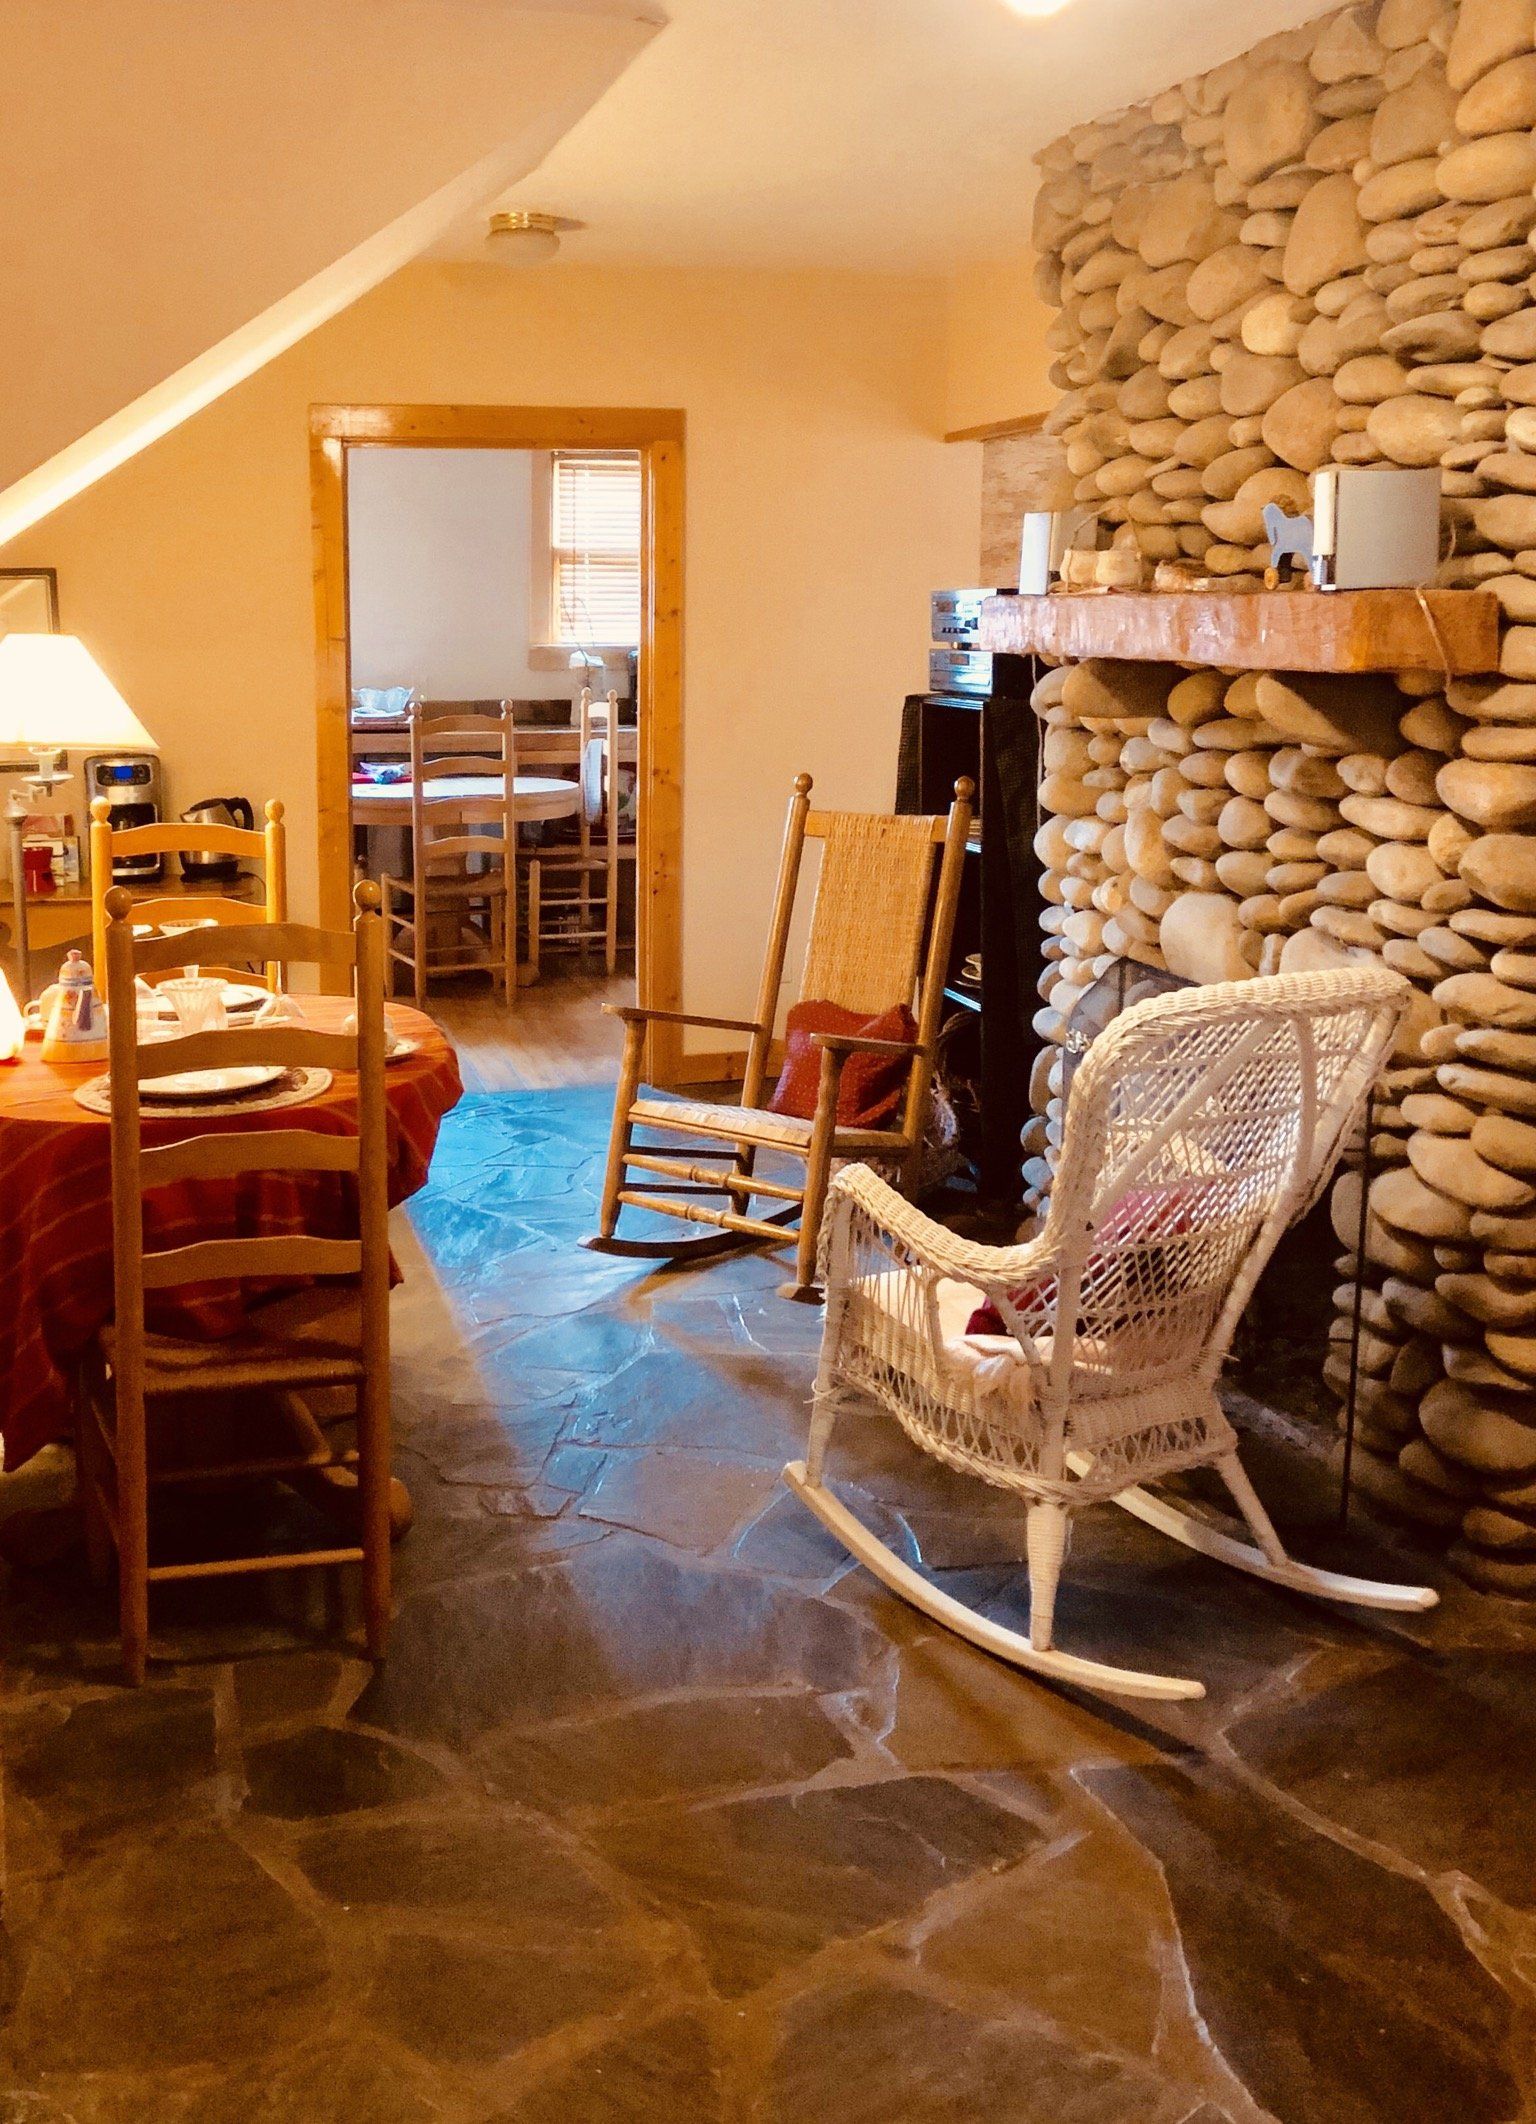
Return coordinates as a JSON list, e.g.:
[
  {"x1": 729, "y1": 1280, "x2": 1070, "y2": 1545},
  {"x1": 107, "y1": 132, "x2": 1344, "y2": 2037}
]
[{"x1": 308, "y1": 404, "x2": 684, "y2": 1083}]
